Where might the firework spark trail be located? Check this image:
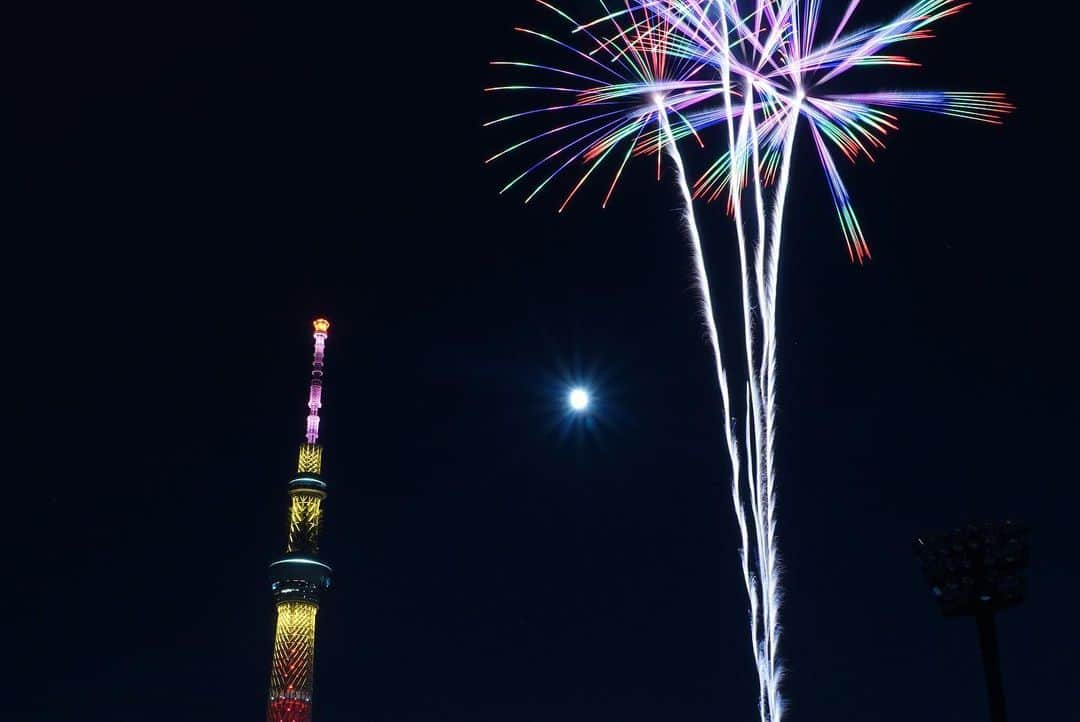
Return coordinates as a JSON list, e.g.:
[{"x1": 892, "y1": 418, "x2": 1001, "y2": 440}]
[
  {"x1": 744, "y1": 82, "x2": 780, "y2": 722},
  {"x1": 677, "y1": 6, "x2": 770, "y2": 719},
  {"x1": 745, "y1": 84, "x2": 787, "y2": 722},
  {"x1": 655, "y1": 98, "x2": 742, "y2": 573},
  {"x1": 736, "y1": 32, "x2": 786, "y2": 722},
  {"x1": 716, "y1": 12, "x2": 774, "y2": 716},
  {"x1": 758, "y1": 97, "x2": 801, "y2": 722},
  {"x1": 743, "y1": 387, "x2": 765, "y2": 722},
  {"x1": 644, "y1": 6, "x2": 777, "y2": 716},
  {"x1": 747, "y1": 87, "x2": 781, "y2": 722},
  {"x1": 758, "y1": 17, "x2": 804, "y2": 722},
  {"x1": 658, "y1": 94, "x2": 768, "y2": 722},
  {"x1": 681, "y1": 8, "x2": 798, "y2": 721}
]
